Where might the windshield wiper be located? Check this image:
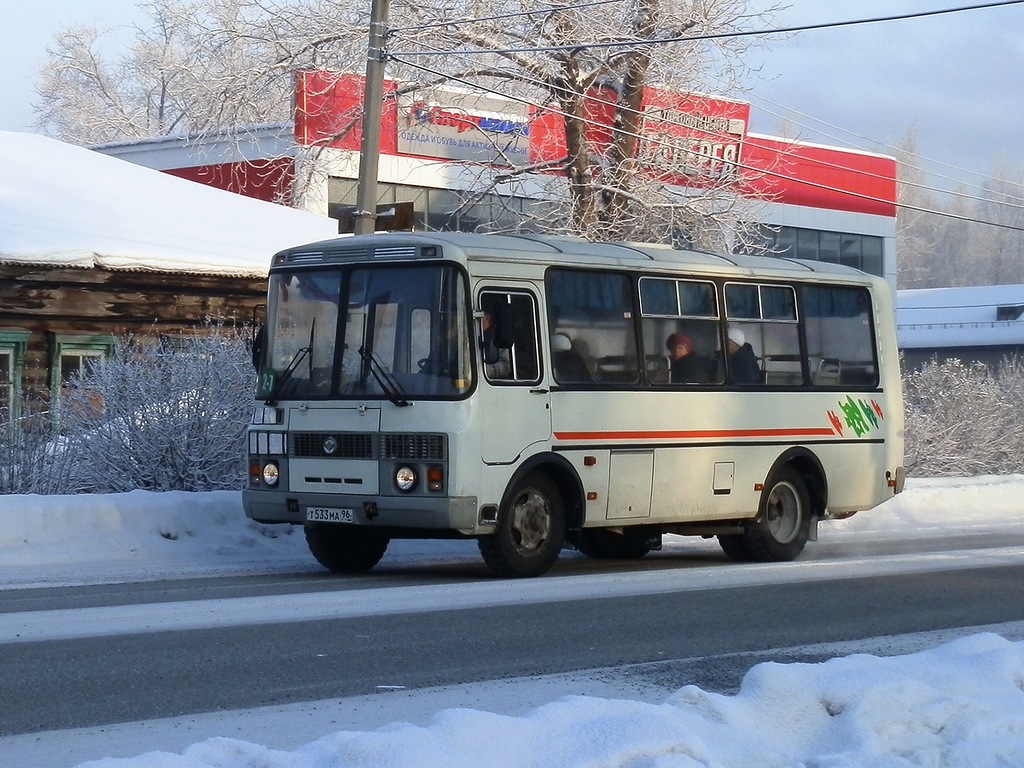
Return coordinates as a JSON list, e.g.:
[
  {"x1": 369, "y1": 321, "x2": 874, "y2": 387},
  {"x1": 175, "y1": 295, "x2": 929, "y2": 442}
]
[
  {"x1": 264, "y1": 319, "x2": 316, "y2": 406},
  {"x1": 263, "y1": 346, "x2": 309, "y2": 406},
  {"x1": 357, "y1": 346, "x2": 410, "y2": 407}
]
